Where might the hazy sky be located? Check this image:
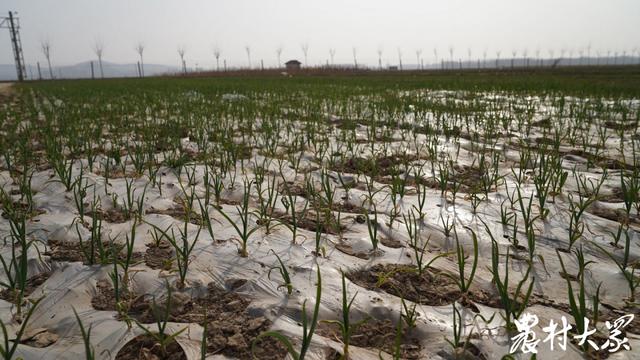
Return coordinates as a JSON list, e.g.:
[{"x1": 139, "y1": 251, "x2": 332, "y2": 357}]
[{"x1": 1, "y1": 0, "x2": 639, "y2": 68}]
